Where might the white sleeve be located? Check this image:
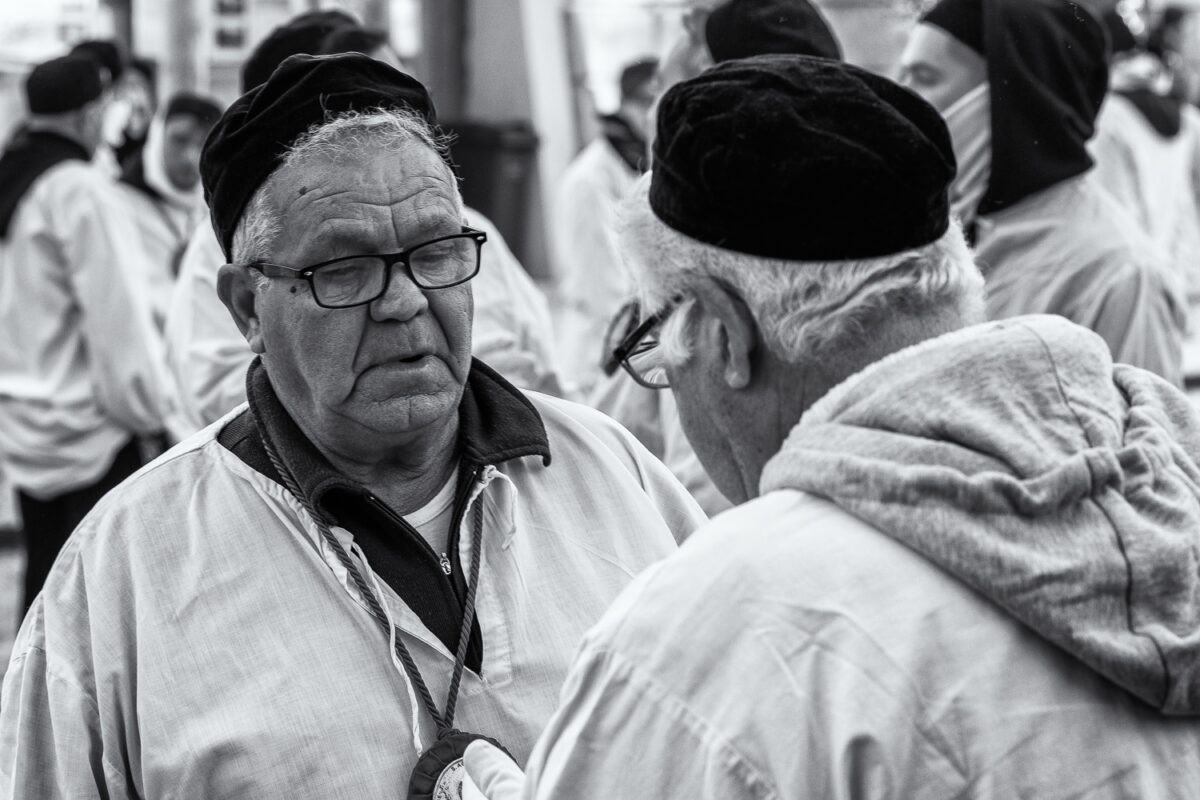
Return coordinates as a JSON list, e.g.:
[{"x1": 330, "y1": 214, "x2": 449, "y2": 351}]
[
  {"x1": 465, "y1": 209, "x2": 562, "y2": 394},
  {"x1": 55, "y1": 172, "x2": 169, "y2": 434}
]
